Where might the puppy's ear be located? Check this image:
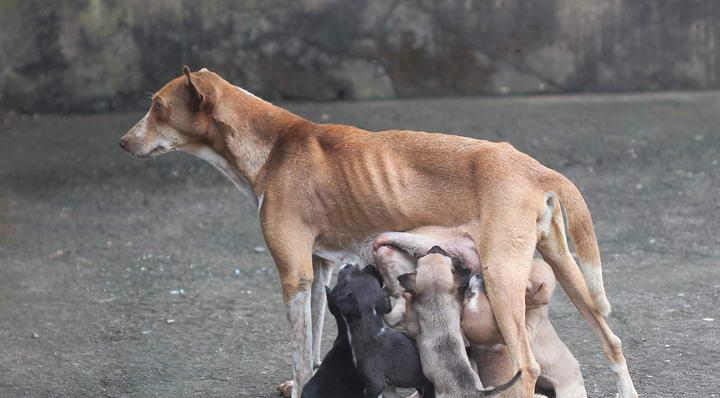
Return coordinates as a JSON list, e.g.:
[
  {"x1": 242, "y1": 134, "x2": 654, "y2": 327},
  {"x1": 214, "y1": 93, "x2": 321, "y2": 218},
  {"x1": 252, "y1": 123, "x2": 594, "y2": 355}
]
[
  {"x1": 397, "y1": 272, "x2": 417, "y2": 295},
  {"x1": 453, "y1": 267, "x2": 472, "y2": 287},
  {"x1": 530, "y1": 282, "x2": 551, "y2": 306},
  {"x1": 375, "y1": 291, "x2": 392, "y2": 315},
  {"x1": 333, "y1": 294, "x2": 359, "y2": 315},
  {"x1": 426, "y1": 245, "x2": 449, "y2": 257},
  {"x1": 363, "y1": 264, "x2": 384, "y2": 287},
  {"x1": 183, "y1": 65, "x2": 211, "y2": 111}
]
